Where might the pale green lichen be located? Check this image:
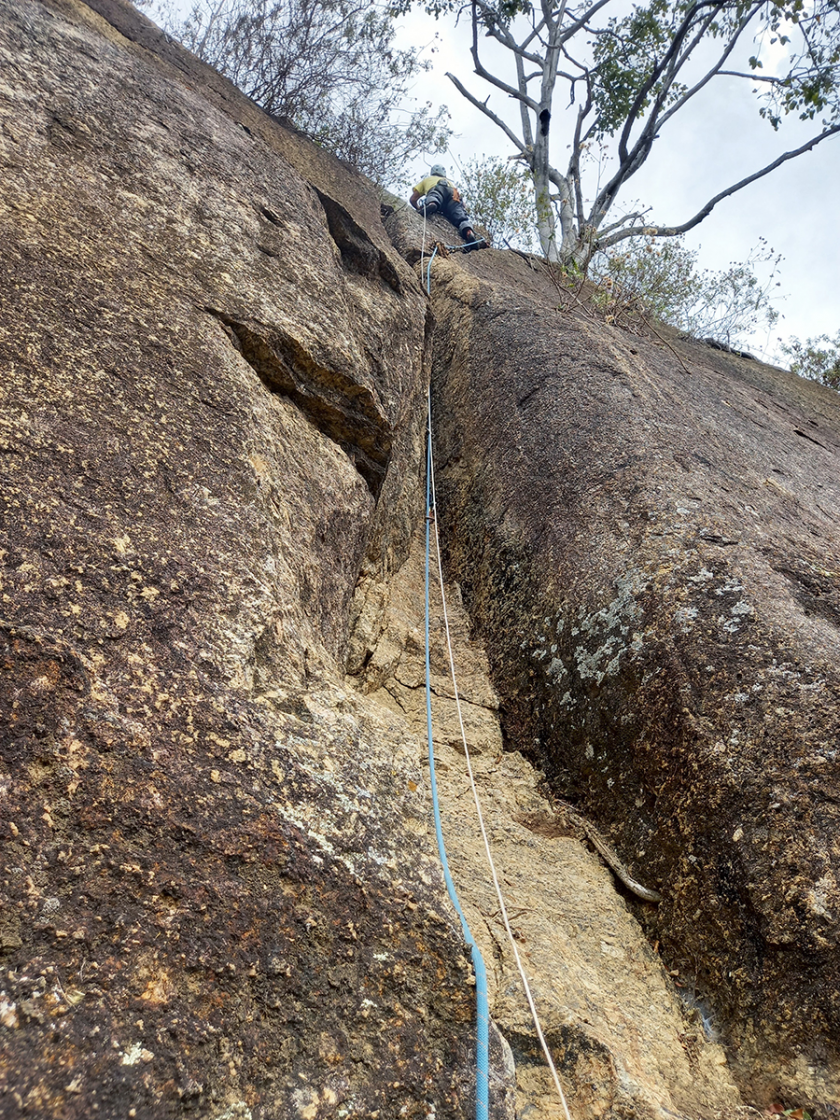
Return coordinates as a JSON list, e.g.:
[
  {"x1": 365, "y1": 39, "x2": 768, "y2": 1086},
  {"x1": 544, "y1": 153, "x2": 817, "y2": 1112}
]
[{"x1": 571, "y1": 575, "x2": 644, "y2": 684}]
